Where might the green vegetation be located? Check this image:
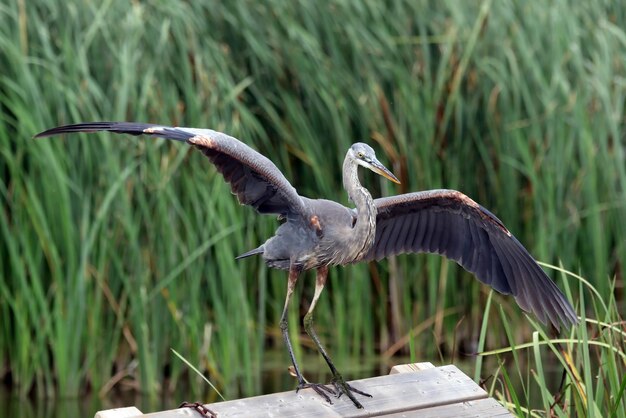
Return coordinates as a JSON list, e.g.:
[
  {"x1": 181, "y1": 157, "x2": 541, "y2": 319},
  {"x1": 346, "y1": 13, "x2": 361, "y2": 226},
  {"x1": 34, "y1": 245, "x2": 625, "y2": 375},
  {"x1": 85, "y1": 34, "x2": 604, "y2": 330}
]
[
  {"x1": 476, "y1": 265, "x2": 625, "y2": 417},
  {"x1": 1, "y1": 0, "x2": 624, "y2": 416}
]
